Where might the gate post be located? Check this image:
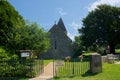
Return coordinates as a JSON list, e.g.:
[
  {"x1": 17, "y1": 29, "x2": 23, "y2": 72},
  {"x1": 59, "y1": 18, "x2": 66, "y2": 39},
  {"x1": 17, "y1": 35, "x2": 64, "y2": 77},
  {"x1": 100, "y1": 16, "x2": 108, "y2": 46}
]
[
  {"x1": 53, "y1": 59, "x2": 57, "y2": 77},
  {"x1": 53, "y1": 59, "x2": 55, "y2": 77},
  {"x1": 72, "y1": 60, "x2": 74, "y2": 76},
  {"x1": 90, "y1": 53, "x2": 102, "y2": 73}
]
